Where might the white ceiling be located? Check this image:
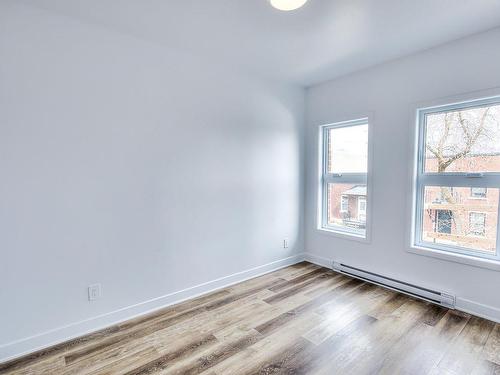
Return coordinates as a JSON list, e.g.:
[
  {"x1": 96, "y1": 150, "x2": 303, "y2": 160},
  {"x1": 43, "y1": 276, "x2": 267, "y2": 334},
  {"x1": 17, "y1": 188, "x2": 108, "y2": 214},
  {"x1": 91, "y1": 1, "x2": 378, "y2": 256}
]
[{"x1": 20, "y1": 0, "x2": 500, "y2": 86}]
